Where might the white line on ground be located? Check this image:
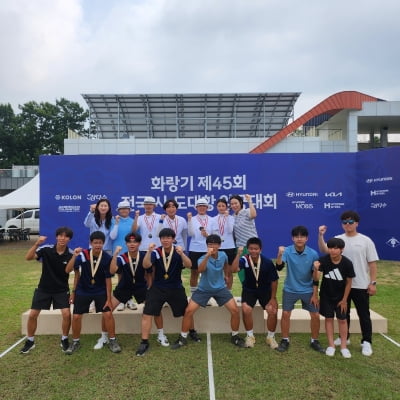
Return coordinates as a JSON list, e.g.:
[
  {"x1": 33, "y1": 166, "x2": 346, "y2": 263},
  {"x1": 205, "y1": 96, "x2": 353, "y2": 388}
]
[
  {"x1": 0, "y1": 336, "x2": 26, "y2": 358},
  {"x1": 207, "y1": 332, "x2": 216, "y2": 400},
  {"x1": 380, "y1": 332, "x2": 400, "y2": 347}
]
